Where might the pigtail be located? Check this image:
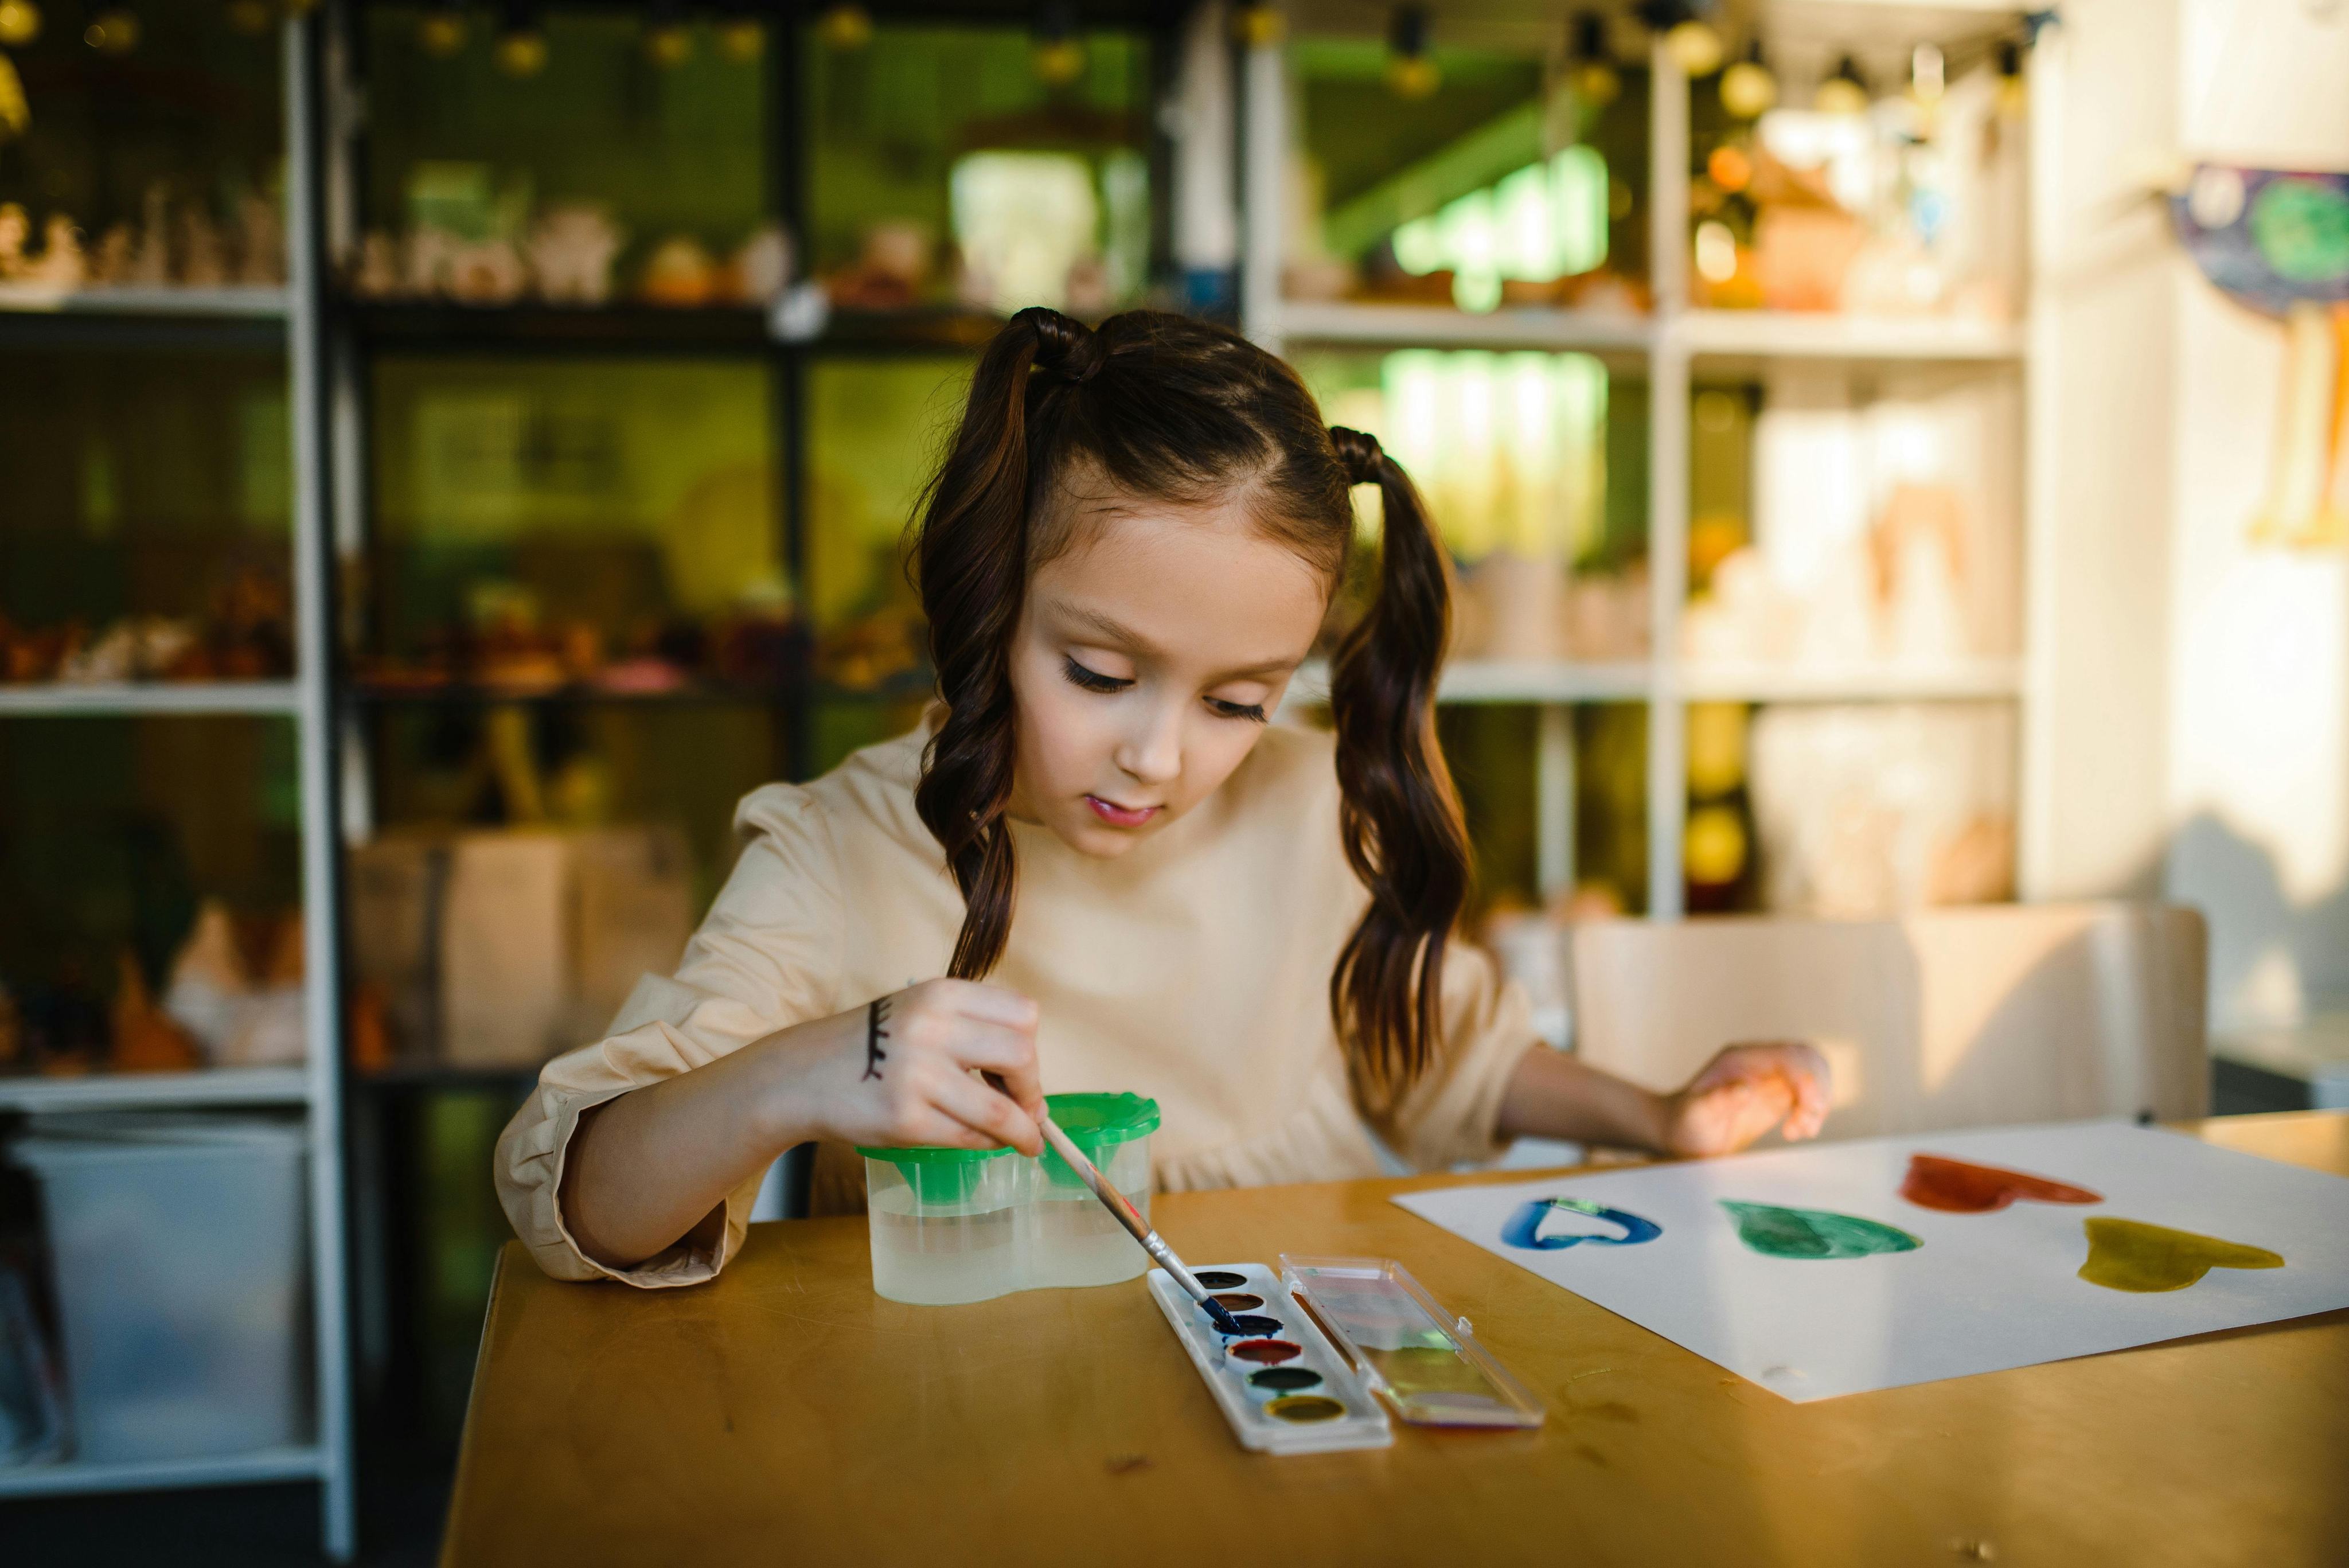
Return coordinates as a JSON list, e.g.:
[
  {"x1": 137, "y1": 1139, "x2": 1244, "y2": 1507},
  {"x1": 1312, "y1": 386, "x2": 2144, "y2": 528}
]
[
  {"x1": 1324, "y1": 427, "x2": 1472, "y2": 1103},
  {"x1": 913, "y1": 306, "x2": 1099, "y2": 980}
]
